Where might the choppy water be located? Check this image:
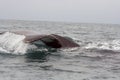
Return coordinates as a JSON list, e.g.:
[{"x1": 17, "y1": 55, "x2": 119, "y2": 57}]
[{"x1": 0, "y1": 20, "x2": 120, "y2": 80}]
